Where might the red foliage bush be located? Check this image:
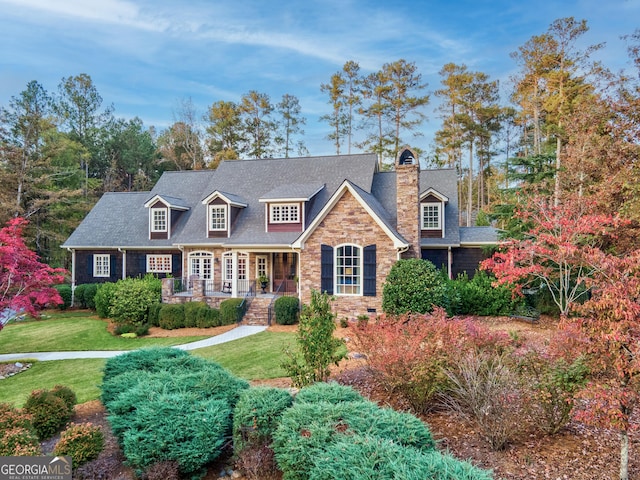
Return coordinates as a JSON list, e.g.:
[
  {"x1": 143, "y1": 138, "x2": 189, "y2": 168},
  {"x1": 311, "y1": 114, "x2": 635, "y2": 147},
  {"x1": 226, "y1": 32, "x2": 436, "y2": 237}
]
[{"x1": 349, "y1": 308, "x2": 511, "y2": 413}]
